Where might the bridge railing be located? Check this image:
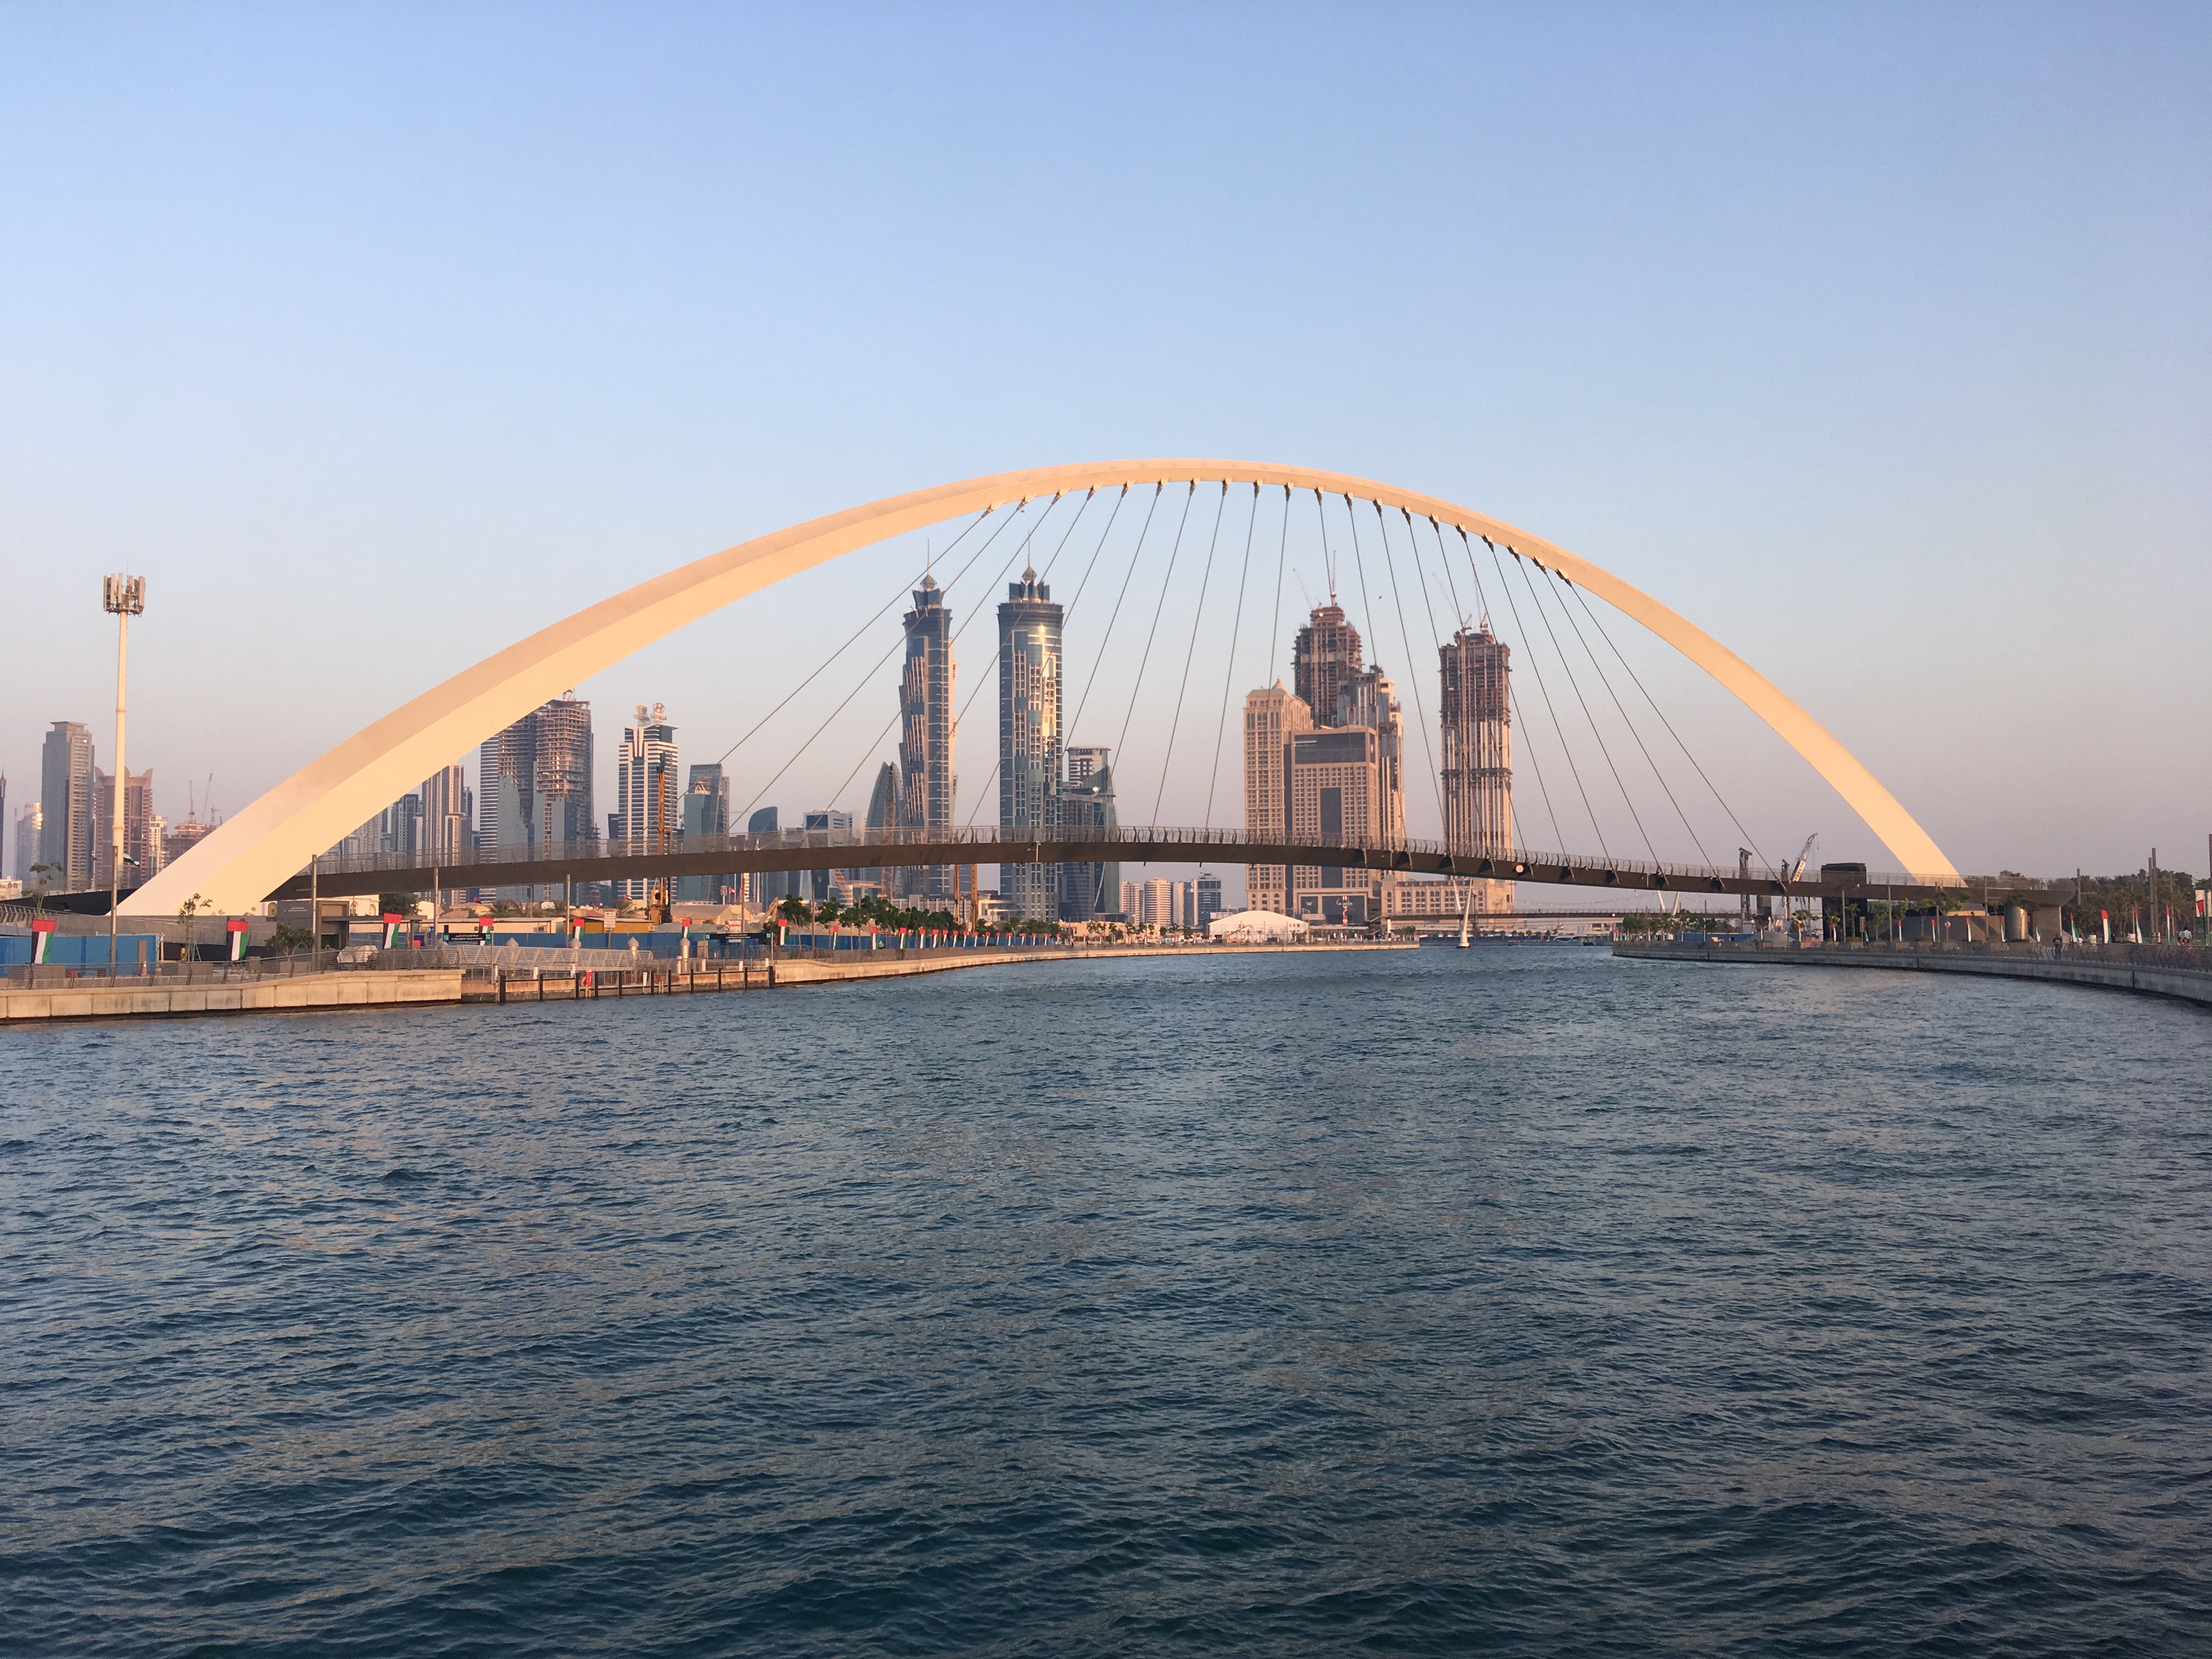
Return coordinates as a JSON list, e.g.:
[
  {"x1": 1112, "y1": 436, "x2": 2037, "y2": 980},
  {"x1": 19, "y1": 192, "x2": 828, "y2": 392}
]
[{"x1": 286, "y1": 823, "x2": 1972, "y2": 893}]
